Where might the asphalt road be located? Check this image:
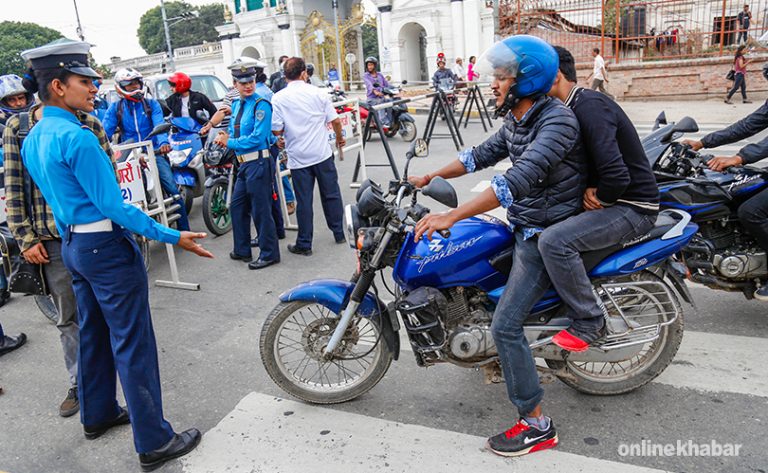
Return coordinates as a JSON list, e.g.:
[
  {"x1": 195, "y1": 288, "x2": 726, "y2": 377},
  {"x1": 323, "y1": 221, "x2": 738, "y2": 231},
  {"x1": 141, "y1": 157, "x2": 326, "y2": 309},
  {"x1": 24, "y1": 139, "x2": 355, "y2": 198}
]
[{"x1": 1, "y1": 103, "x2": 767, "y2": 473}]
